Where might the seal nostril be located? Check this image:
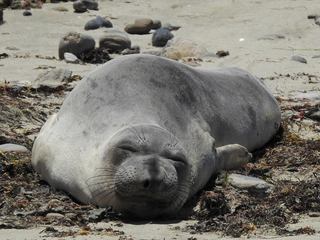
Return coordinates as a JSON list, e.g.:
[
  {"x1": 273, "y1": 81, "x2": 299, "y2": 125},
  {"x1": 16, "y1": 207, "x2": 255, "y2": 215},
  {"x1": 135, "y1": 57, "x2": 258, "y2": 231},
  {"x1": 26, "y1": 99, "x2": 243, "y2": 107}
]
[{"x1": 143, "y1": 179, "x2": 150, "y2": 189}]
